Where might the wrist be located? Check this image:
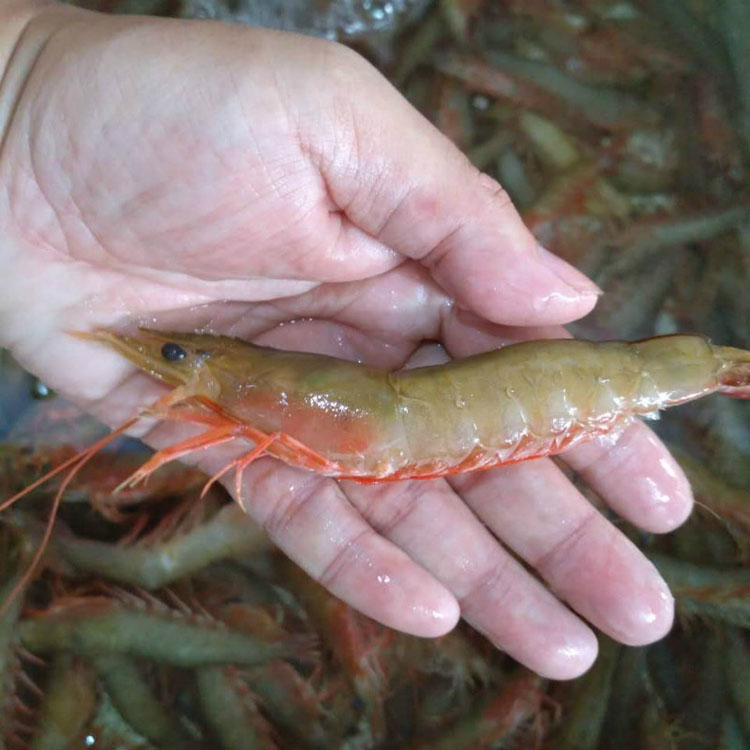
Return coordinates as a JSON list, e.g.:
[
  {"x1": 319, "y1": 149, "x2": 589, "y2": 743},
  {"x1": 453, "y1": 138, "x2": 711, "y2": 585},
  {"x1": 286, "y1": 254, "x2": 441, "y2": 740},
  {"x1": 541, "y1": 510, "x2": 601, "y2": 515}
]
[
  {"x1": 0, "y1": 0, "x2": 49, "y2": 69},
  {"x1": 0, "y1": 0, "x2": 65, "y2": 145}
]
